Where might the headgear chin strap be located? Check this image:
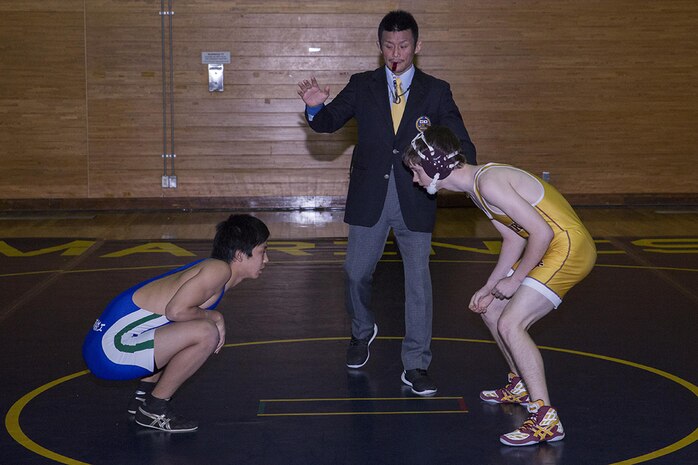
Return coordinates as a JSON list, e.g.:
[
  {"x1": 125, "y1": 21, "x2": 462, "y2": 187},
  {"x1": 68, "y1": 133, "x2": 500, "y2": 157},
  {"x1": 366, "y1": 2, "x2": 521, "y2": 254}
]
[{"x1": 410, "y1": 131, "x2": 459, "y2": 193}]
